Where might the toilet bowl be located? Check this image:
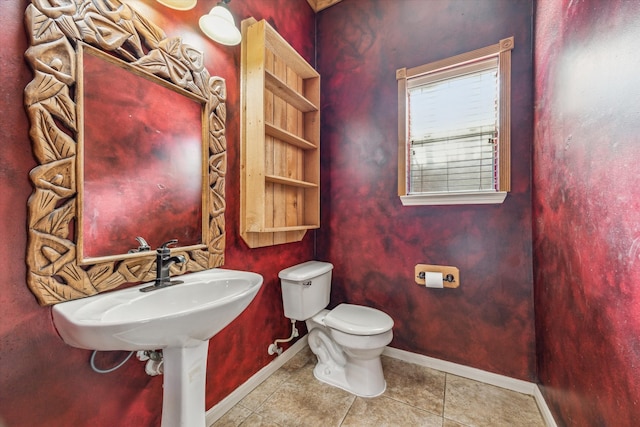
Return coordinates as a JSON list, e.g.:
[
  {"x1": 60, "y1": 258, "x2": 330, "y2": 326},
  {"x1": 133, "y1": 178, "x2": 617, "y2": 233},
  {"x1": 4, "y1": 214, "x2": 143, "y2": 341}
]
[{"x1": 279, "y1": 261, "x2": 394, "y2": 397}]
